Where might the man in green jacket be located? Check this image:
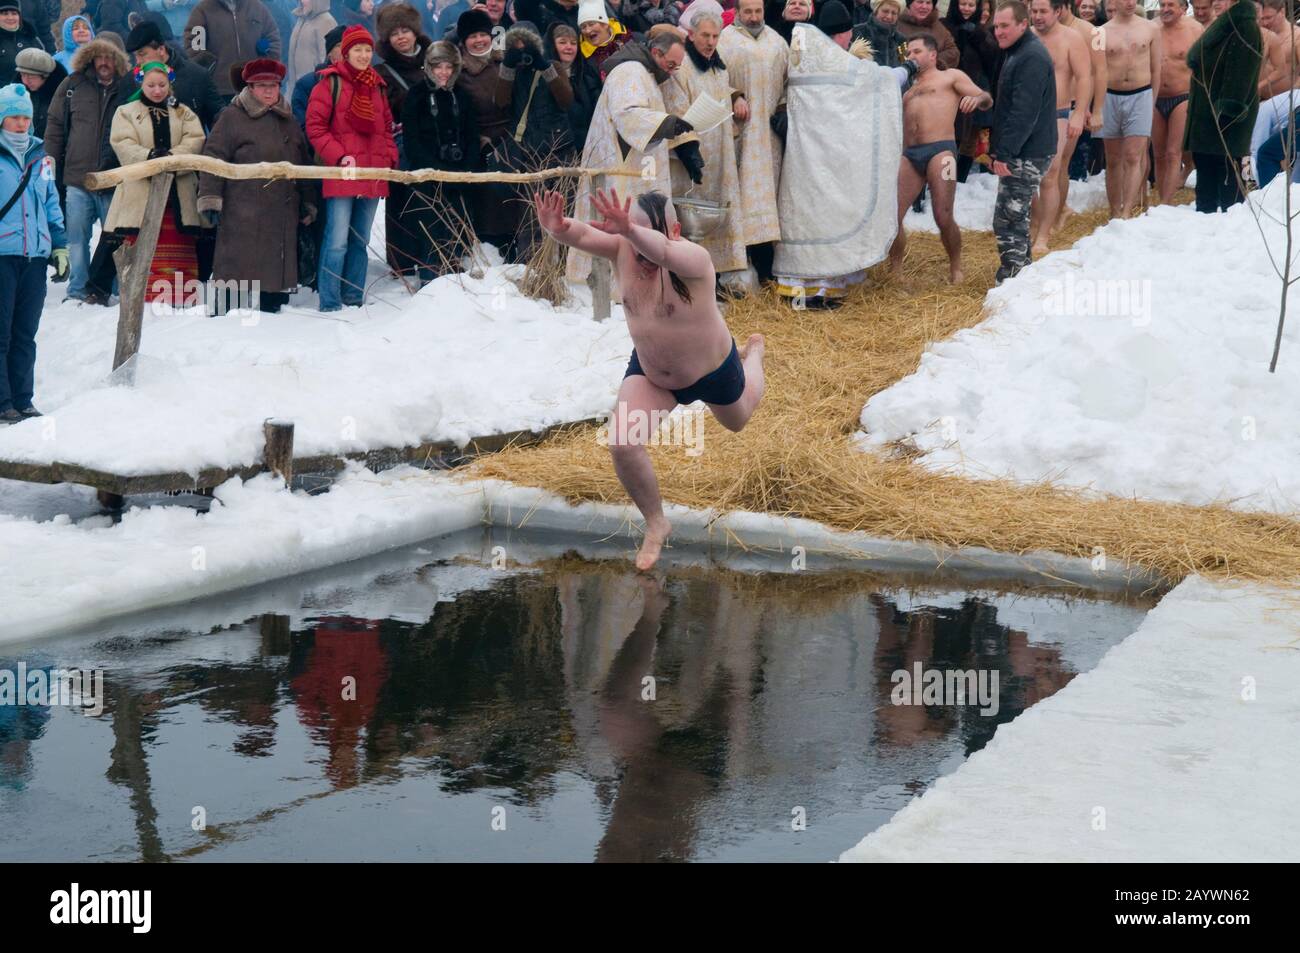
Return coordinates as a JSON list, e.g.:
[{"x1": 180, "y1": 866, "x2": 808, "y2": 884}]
[{"x1": 1184, "y1": 0, "x2": 1264, "y2": 212}]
